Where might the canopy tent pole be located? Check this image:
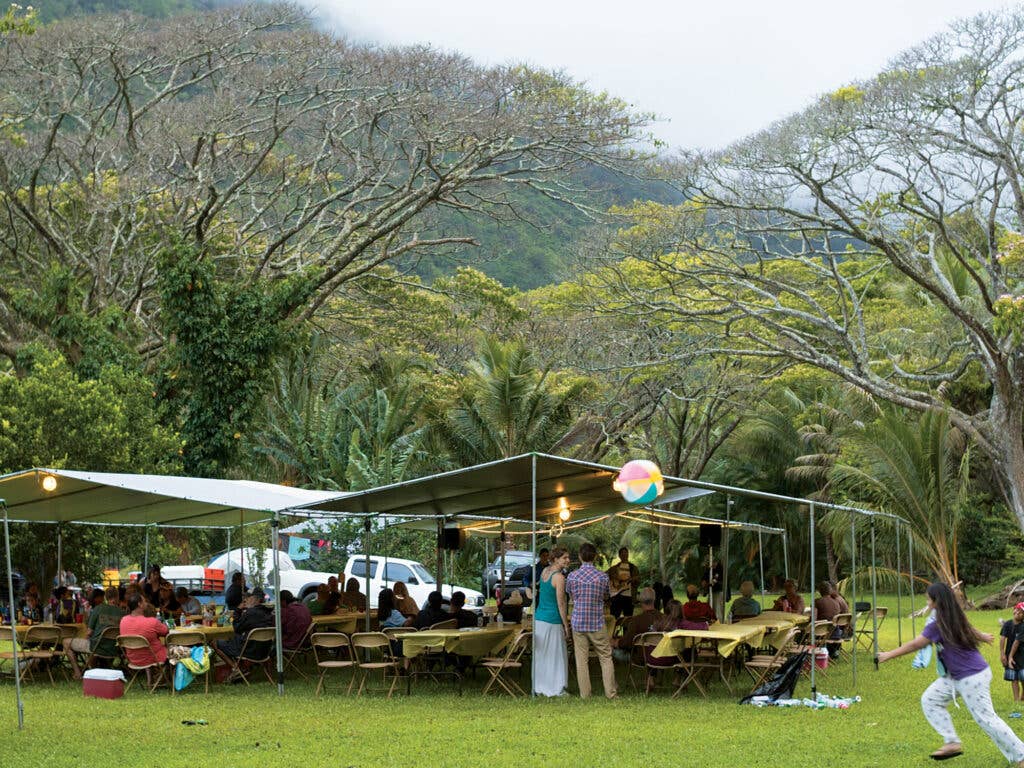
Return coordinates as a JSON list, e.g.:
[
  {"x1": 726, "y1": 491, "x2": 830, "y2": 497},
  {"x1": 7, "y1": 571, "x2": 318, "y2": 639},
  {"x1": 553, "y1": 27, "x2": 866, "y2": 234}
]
[
  {"x1": 3, "y1": 500, "x2": 24, "y2": 730},
  {"x1": 499, "y1": 522, "x2": 506, "y2": 608},
  {"x1": 723, "y1": 495, "x2": 731, "y2": 620},
  {"x1": 240, "y1": 512, "x2": 246, "y2": 588},
  {"x1": 271, "y1": 513, "x2": 284, "y2": 695},
  {"x1": 908, "y1": 526, "x2": 916, "y2": 636},
  {"x1": 143, "y1": 525, "x2": 150, "y2": 577},
  {"x1": 757, "y1": 529, "x2": 766, "y2": 607},
  {"x1": 895, "y1": 520, "x2": 903, "y2": 645},
  {"x1": 809, "y1": 501, "x2": 817, "y2": 698},
  {"x1": 363, "y1": 518, "x2": 372, "y2": 632},
  {"x1": 226, "y1": 528, "x2": 231, "y2": 566},
  {"x1": 530, "y1": 453, "x2": 537, "y2": 698},
  {"x1": 56, "y1": 522, "x2": 63, "y2": 587},
  {"x1": 870, "y1": 518, "x2": 880, "y2": 664},
  {"x1": 783, "y1": 528, "x2": 790, "y2": 581},
  {"x1": 435, "y1": 519, "x2": 443, "y2": 593},
  {"x1": 850, "y1": 514, "x2": 857, "y2": 689}
]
